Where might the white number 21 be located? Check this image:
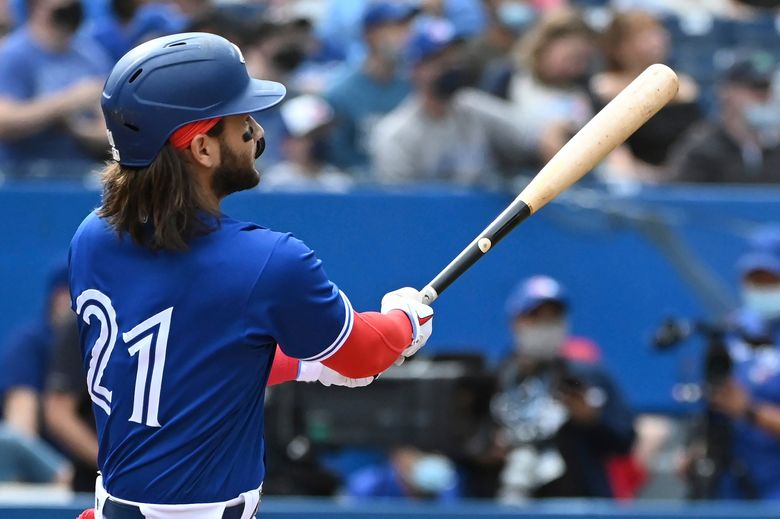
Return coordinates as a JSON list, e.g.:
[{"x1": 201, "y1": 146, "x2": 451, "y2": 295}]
[{"x1": 75, "y1": 290, "x2": 172, "y2": 428}]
